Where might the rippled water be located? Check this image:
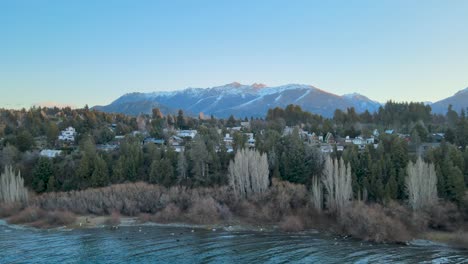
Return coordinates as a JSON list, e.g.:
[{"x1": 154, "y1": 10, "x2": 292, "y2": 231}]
[{"x1": 1, "y1": 220, "x2": 467, "y2": 263}]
